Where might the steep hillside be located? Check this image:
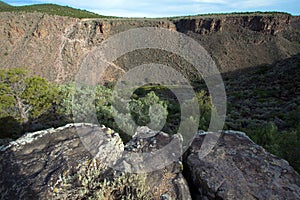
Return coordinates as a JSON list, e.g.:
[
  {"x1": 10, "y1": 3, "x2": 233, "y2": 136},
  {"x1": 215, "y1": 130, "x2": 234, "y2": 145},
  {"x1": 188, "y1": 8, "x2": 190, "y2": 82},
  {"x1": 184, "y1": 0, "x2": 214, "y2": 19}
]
[
  {"x1": 0, "y1": 1, "x2": 12, "y2": 11},
  {"x1": 224, "y1": 53, "x2": 300, "y2": 130},
  {"x1": 0, "y1": 1, "x2": 108, "y2": 18},
  {"x1": 174, "y1": 14, "x2": 300, "y2": 72}
]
